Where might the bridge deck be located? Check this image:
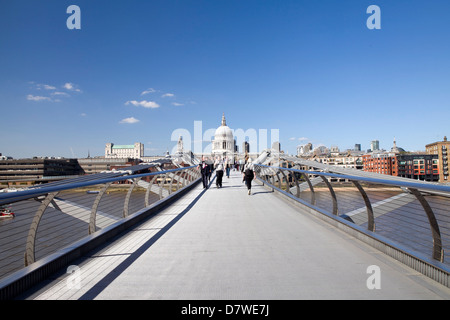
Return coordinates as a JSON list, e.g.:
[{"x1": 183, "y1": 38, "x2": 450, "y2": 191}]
[{"x1": 24, "y1": 171, "x2": 450, "y2": 300}]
